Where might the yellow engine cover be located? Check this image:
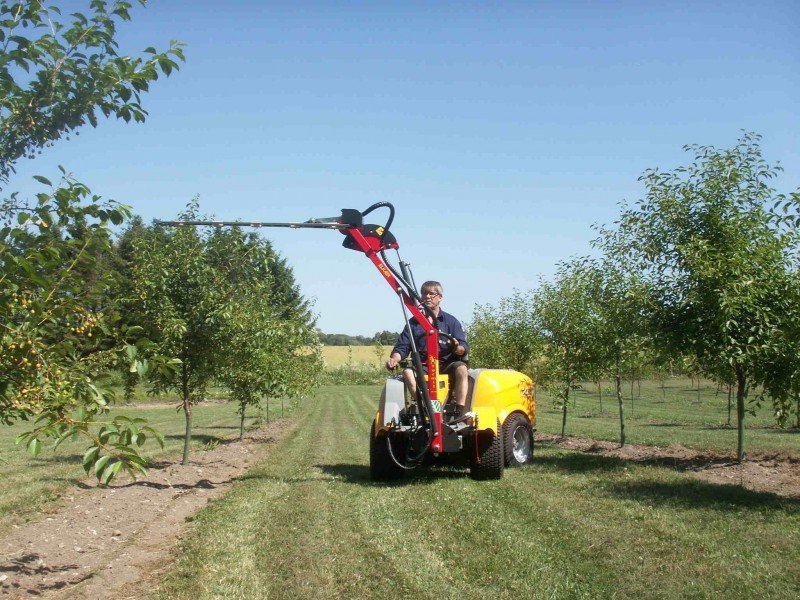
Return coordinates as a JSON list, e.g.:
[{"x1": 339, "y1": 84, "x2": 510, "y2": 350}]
[{"x1": 469, "y1": 369, "x2": 535, "y2": 435}]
